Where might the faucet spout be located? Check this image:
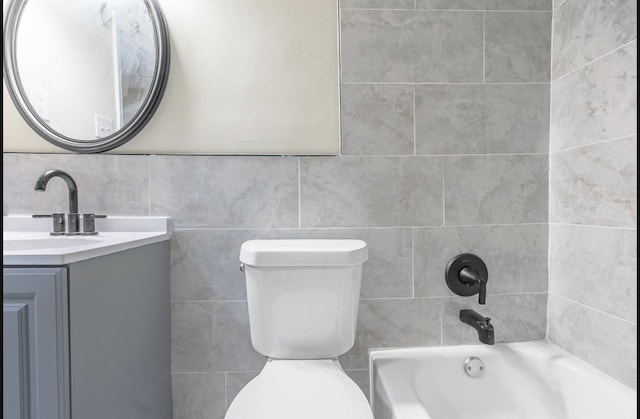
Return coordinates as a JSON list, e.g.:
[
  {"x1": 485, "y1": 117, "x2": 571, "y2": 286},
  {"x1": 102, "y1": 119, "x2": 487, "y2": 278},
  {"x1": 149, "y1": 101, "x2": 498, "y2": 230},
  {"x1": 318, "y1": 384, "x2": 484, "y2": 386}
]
[
  {"x1": 34, "y1": 169, "x2": 79, "y2": 214},
  {"x1": 460, "y1": 309, "x2": 494, "y2": 345}
]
